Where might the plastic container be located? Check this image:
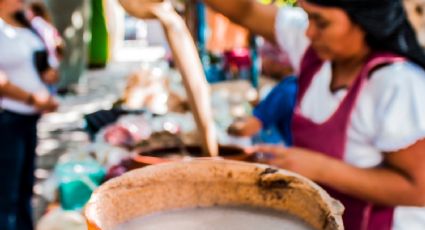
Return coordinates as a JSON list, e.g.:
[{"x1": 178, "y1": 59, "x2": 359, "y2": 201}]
[{"x1": 55, "y1": 161, "x2": 106, "y2": 211}]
